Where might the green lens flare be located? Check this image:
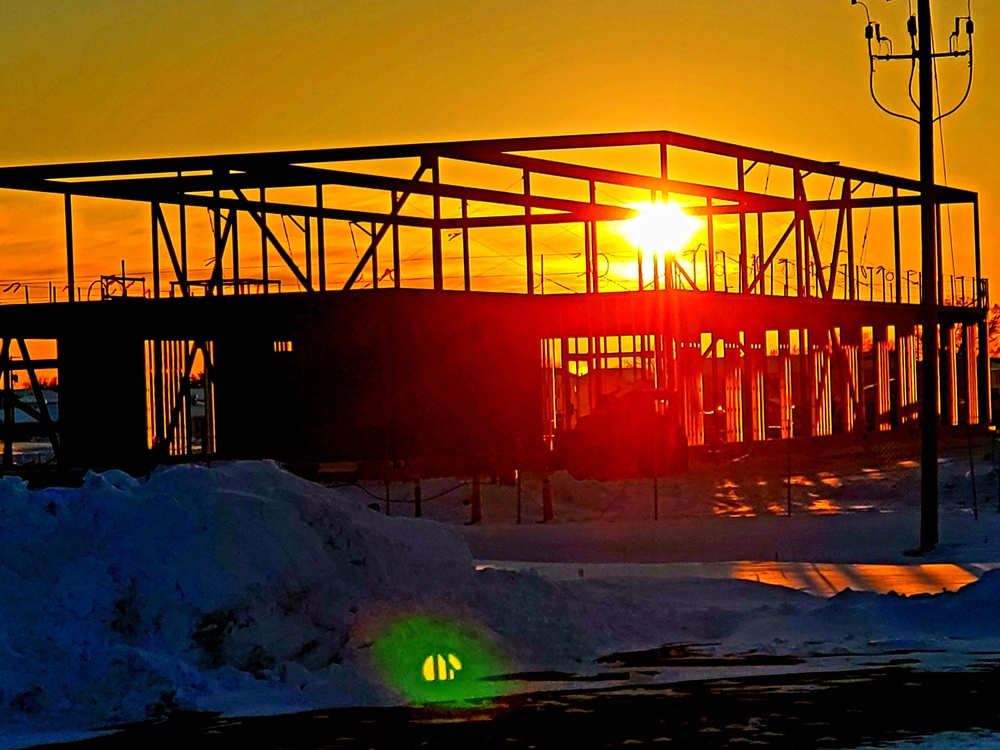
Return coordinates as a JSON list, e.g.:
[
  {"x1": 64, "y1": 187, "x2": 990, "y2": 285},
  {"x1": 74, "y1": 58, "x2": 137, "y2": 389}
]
[{"x1": 369, "y1": 615, "x2": 508, "y2": 704}]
